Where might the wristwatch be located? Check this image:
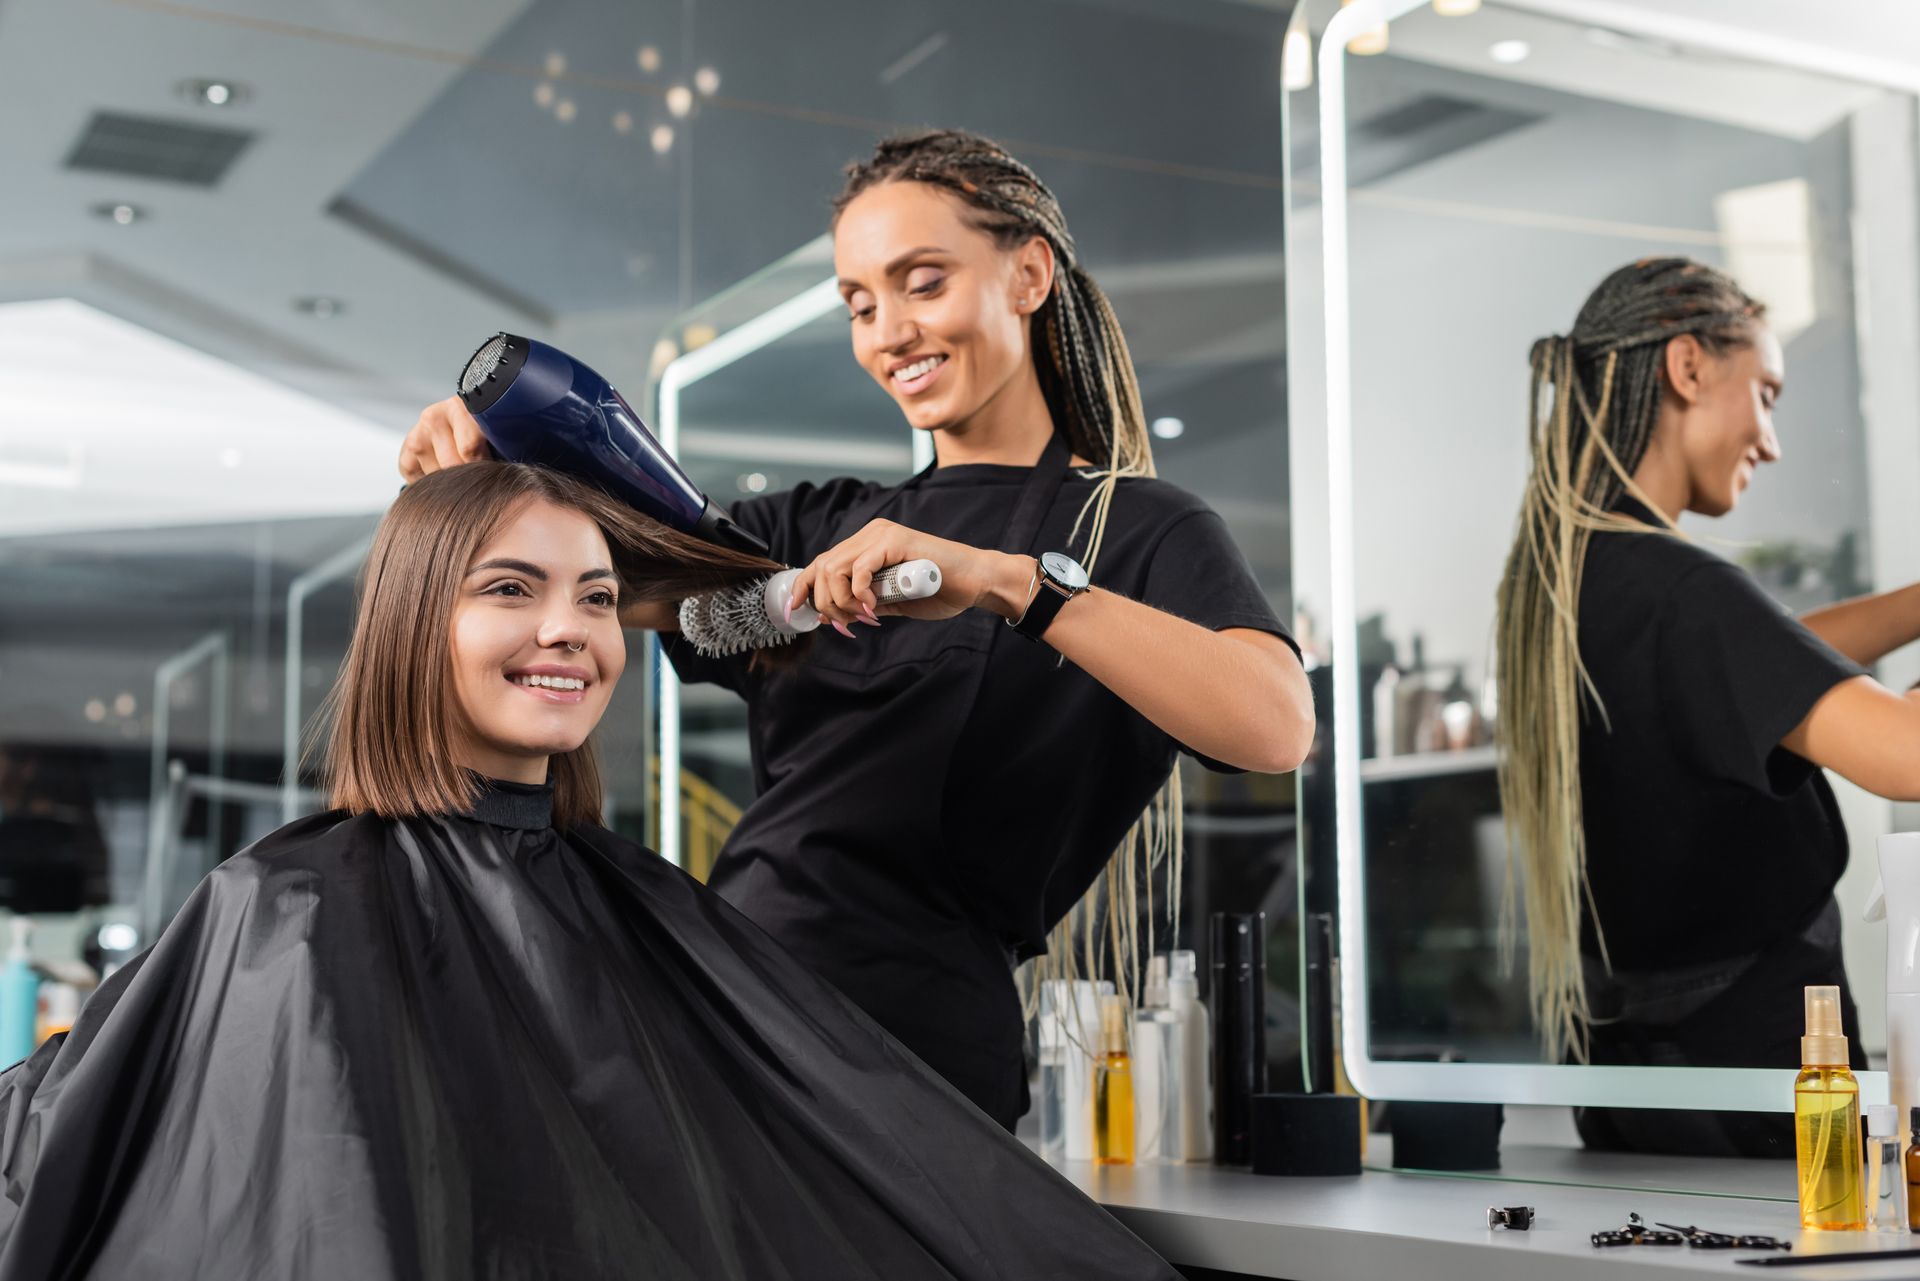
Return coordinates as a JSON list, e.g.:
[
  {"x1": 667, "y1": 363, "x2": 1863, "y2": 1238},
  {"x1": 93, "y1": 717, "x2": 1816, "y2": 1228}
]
[{"x1": 1009, "y1": 551, "x2": 1090, "y2": 642}]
